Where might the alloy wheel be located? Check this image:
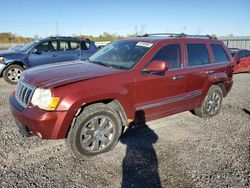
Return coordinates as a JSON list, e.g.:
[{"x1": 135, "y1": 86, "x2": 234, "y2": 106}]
[
  {"x1": 80, "y1": 116, "x2": 114, "y2": 152},
  {"x1": 205, "y1": 91, "x2": 221, "y2": 115},
  {"x1": 7, "y1": 68, "x2": 22, "y2": 82}
]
